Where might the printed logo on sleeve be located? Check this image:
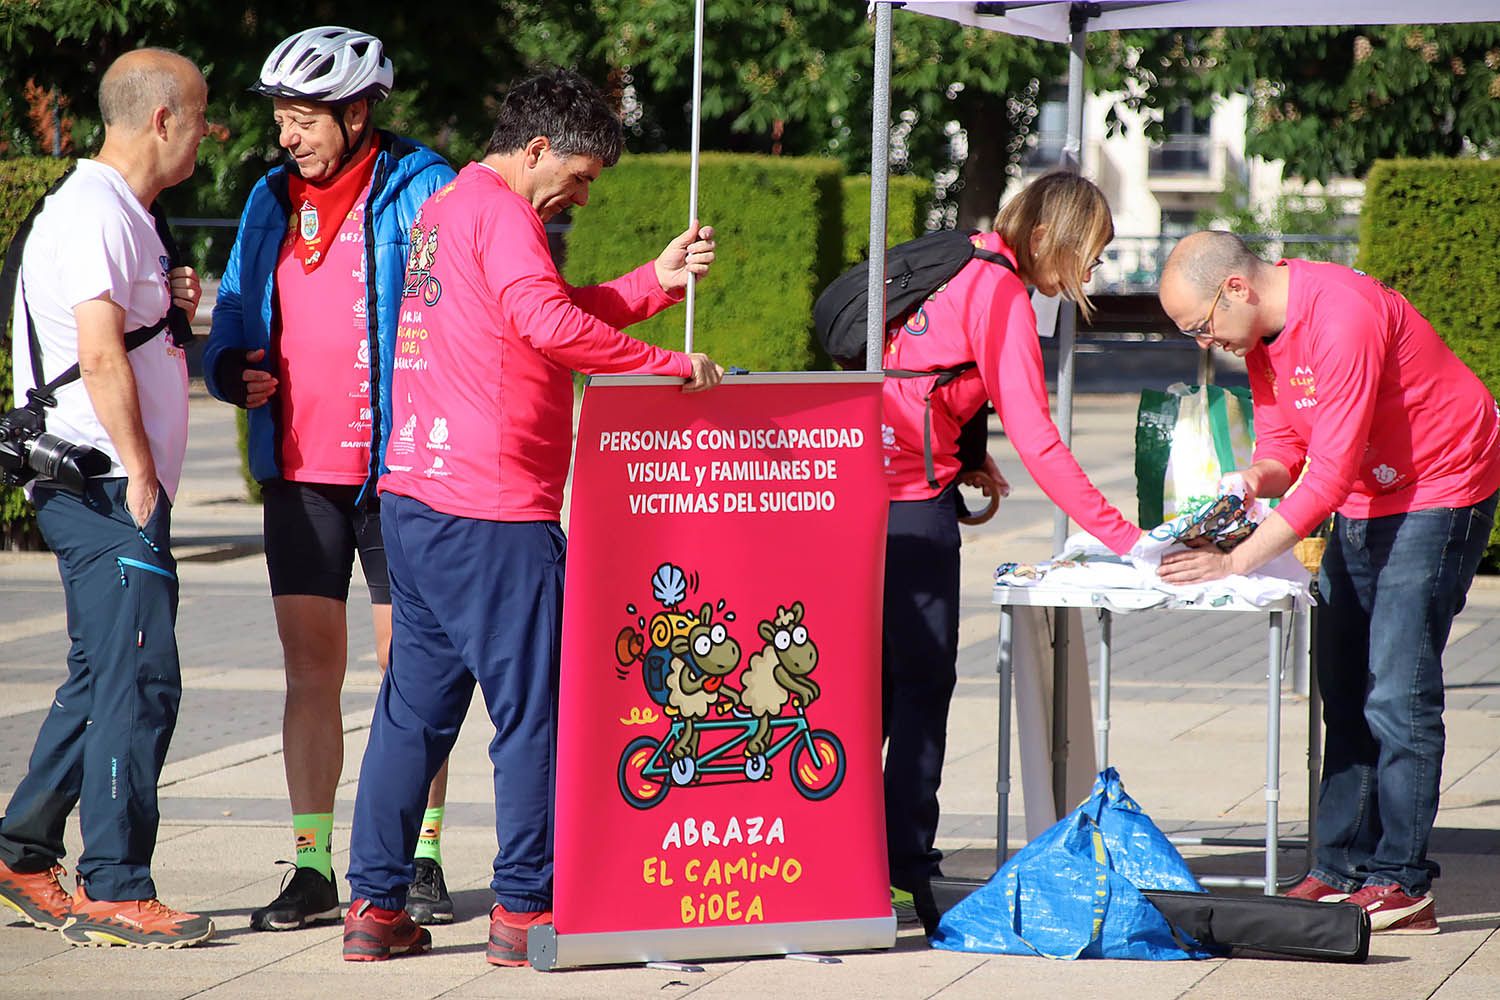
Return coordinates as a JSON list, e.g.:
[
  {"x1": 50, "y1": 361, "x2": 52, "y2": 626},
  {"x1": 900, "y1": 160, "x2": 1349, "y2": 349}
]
[{"x1": 1290, "y1": 365, "x2": 1317, "y2": 410}]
